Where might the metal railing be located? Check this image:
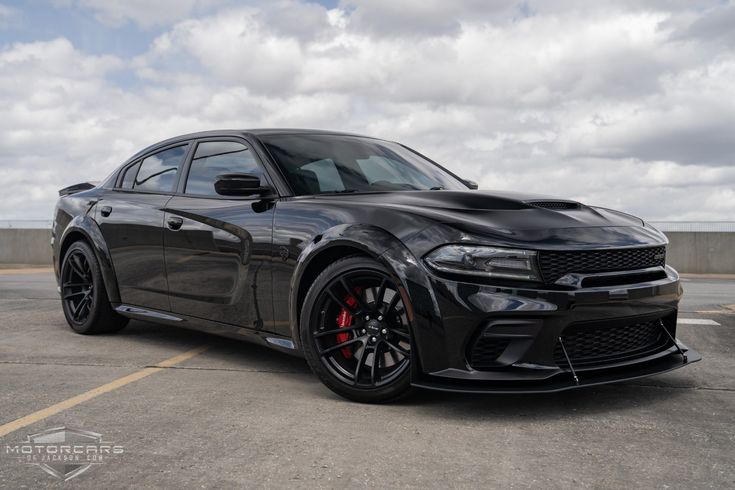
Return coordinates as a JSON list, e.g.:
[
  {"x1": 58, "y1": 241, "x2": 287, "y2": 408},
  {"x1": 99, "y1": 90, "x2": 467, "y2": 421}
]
[
  {"x1": 649, "y1": 222, "x2": 735, "y2": 232},
  {"x1": 0, "y1": 220, "x2": 54, "y2": 229}
]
